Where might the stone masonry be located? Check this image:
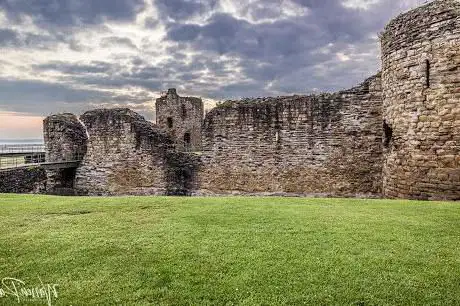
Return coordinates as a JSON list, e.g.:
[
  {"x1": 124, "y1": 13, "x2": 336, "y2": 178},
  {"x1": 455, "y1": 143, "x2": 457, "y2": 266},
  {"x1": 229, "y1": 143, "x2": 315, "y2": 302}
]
[
  {"x1": 73, "y1": 108, "x2": 198, "y2": 195},
  {"x1": 381, "y1": 0, "x2": 460, "y2": 200},
  {"x1": 0, "y1": 167, "x2": 46, "y2": 194},
  {"x1": 37, "y1": 0, "x2": 458, "y2": 200},
  {"x1": 156, "y1": 88, "x2": 204, "y2": 152},
  {"x1": 74, "y1": 108, "x2": 172, "y2": 195},
  {"x1": 43, "y1": 113, "x2": 87, "y2": 194},
  {"x1": 198, "y1": 74, "x2": 383, "y2": 197}
]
